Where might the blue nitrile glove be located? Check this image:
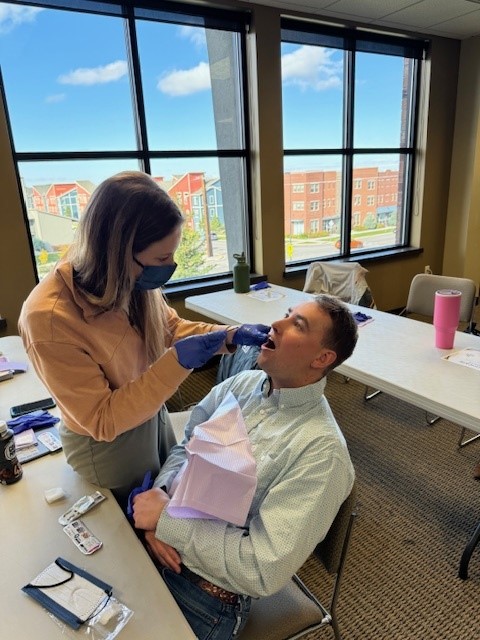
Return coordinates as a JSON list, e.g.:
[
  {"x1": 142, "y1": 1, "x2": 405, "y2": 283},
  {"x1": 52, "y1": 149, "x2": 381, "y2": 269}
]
[
  {"x1": 127, "y1": 470, "x2": 154, "y2": 518},
  {"x1": 174, "y1": 330, "x2": 227, "y2": 369},
  {"x1": 8, "y1": 410, "x2": 60, "y2": 434},
  {"x1": 232, "y1": 324, "x2": 271, "y2": 347},
  {"x1": 250, "y1": 281, "x2": 271, "y2": 291}
]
